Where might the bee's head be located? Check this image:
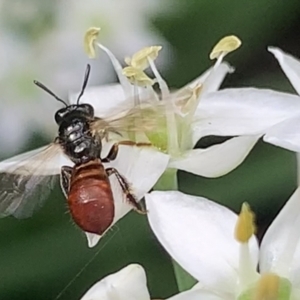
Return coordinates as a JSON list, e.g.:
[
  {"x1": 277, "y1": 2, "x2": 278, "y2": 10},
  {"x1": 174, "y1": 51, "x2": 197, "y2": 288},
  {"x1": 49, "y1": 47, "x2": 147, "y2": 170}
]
[
  {"x1": 34, "y1": 64, "x2": 92, "y2": 125},
  {"x1": 54, "y1": 103, "x2": 94, "y2": 125}
]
